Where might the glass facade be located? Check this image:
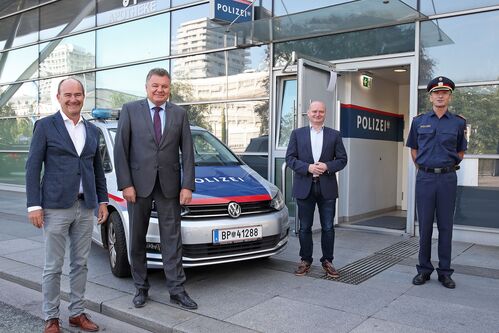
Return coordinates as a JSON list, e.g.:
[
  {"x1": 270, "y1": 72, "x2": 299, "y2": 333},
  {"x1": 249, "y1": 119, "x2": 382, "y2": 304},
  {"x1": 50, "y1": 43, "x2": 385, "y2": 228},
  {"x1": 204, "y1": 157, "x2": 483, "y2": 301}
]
[{"x1": 0, "y1": 0, "x2": 497, "y2": 233}]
